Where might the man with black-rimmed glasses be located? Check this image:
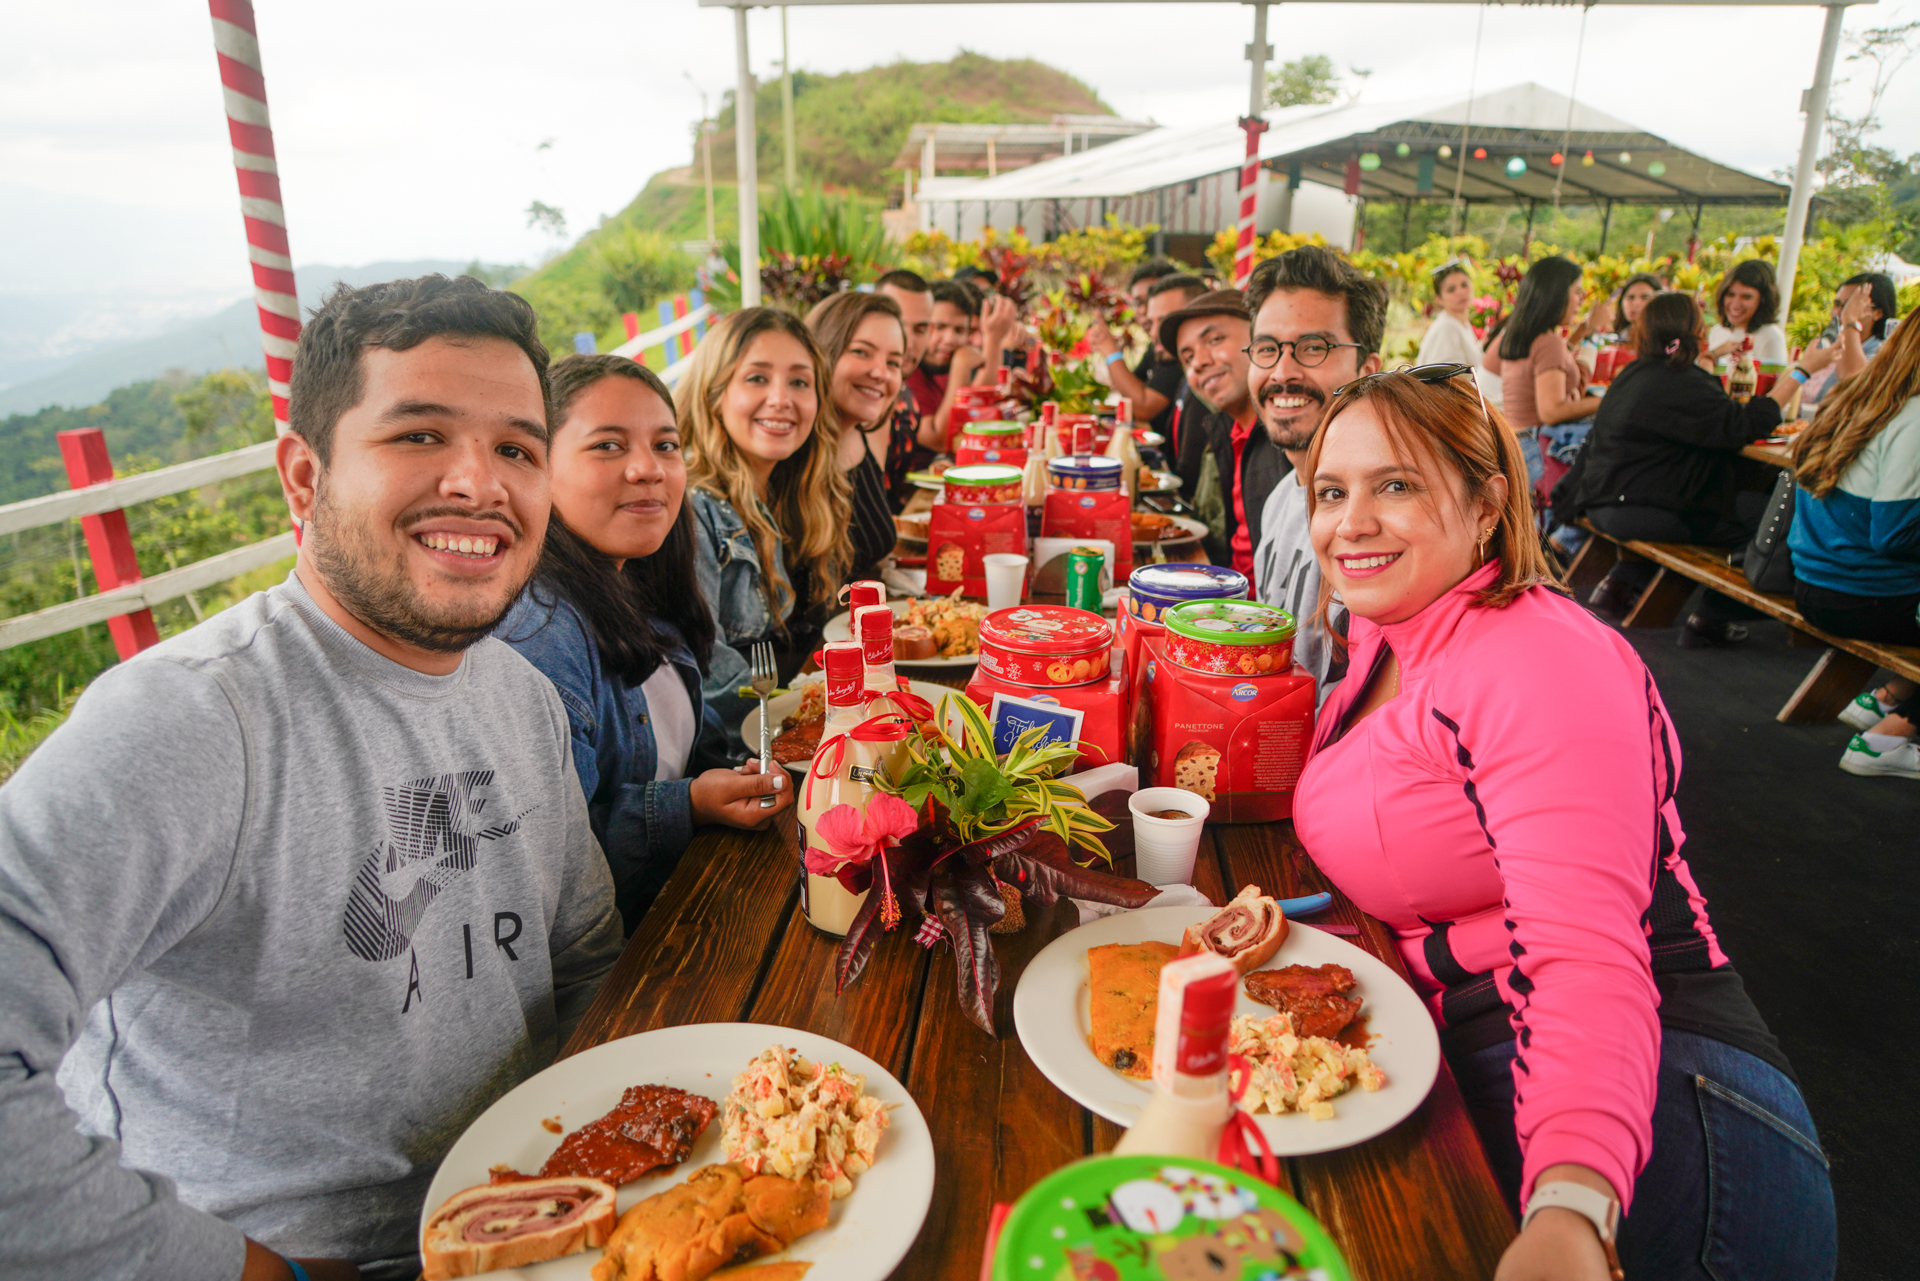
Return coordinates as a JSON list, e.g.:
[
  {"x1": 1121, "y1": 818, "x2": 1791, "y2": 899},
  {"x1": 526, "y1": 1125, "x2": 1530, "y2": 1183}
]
[{"x1": 1246, "y1": 247, "x2": 1387, "y2": 694}]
